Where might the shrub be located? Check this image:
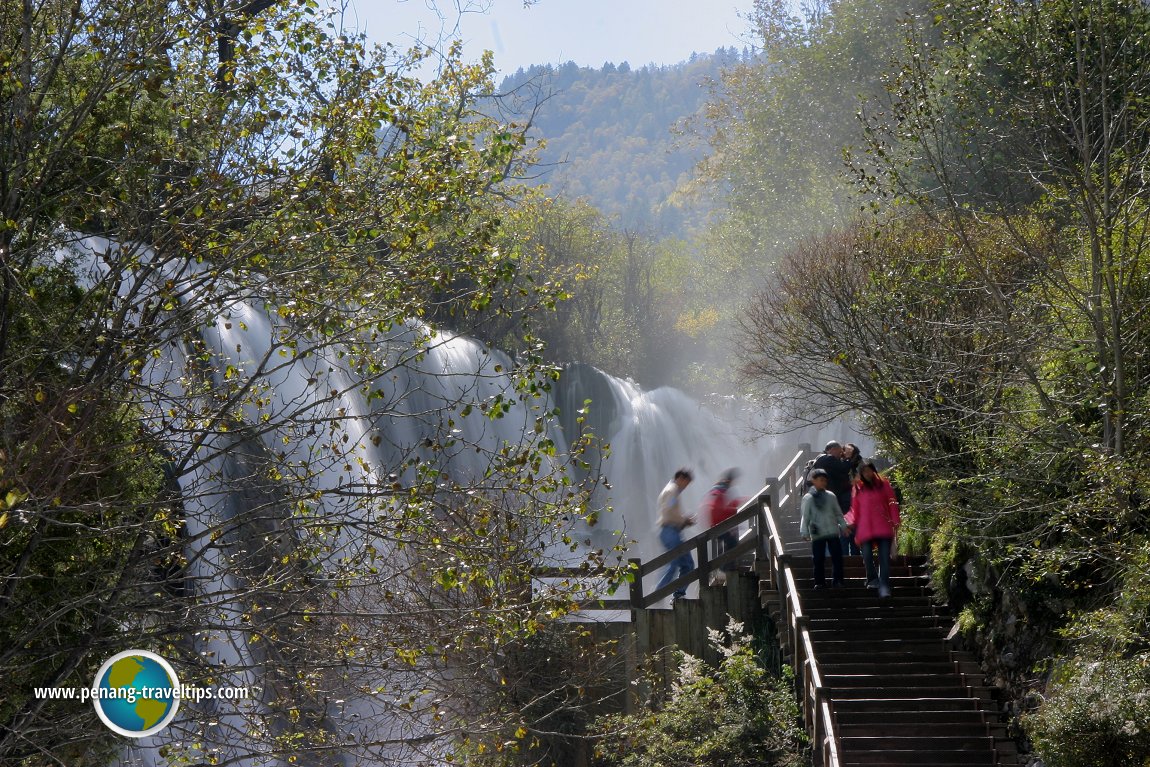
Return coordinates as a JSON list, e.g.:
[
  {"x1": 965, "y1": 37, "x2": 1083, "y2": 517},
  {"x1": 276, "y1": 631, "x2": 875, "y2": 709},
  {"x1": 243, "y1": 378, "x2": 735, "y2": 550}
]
[
  {"x1": 1024, "y1": 654, "x2": 1150, "y2": 767},
  {"x1": 591, "y1": 619, "x2": 807, "y2": 767}
]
